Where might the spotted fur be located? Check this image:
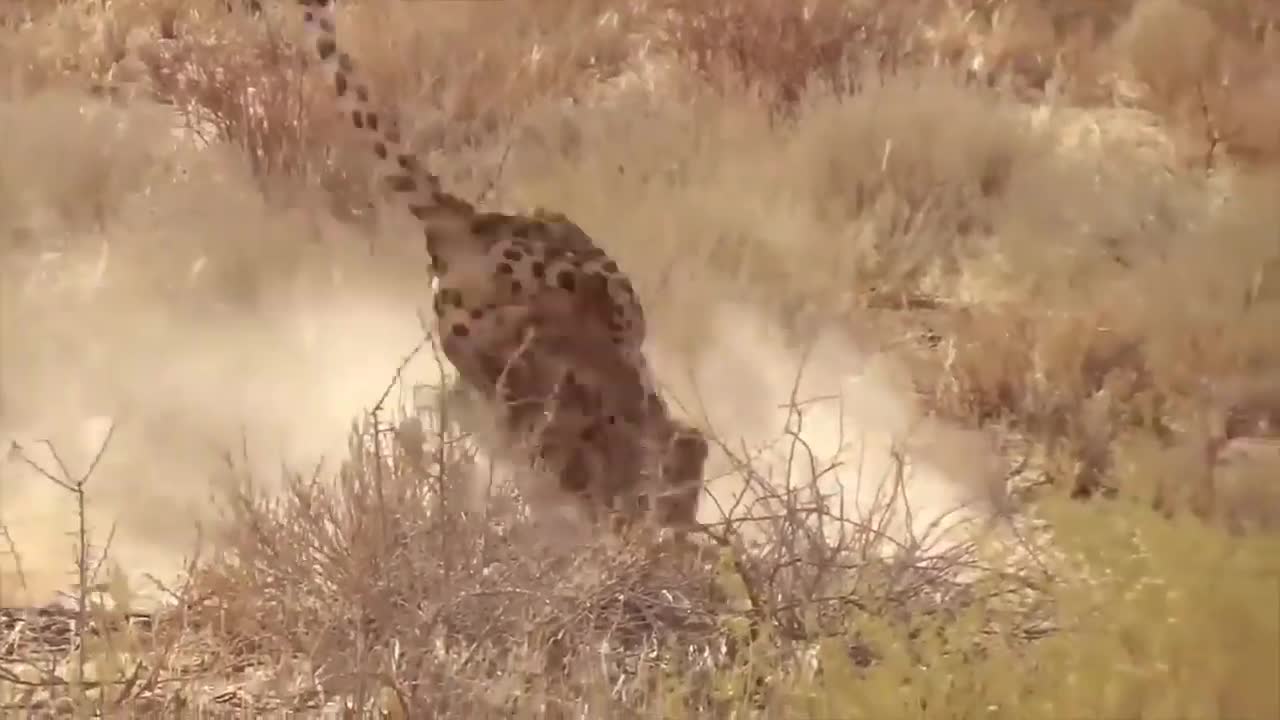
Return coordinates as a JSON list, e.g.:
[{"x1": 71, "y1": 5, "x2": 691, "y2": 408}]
[
  {"x1": 444, "y1": 289, "x2": 707, "y2": 533},
  {"x1": 296, "y1": 0, "x2": 646, "y2": 360},
  {"x1": 291, "y1": 0, "x2": 705, "y2": 534}
]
